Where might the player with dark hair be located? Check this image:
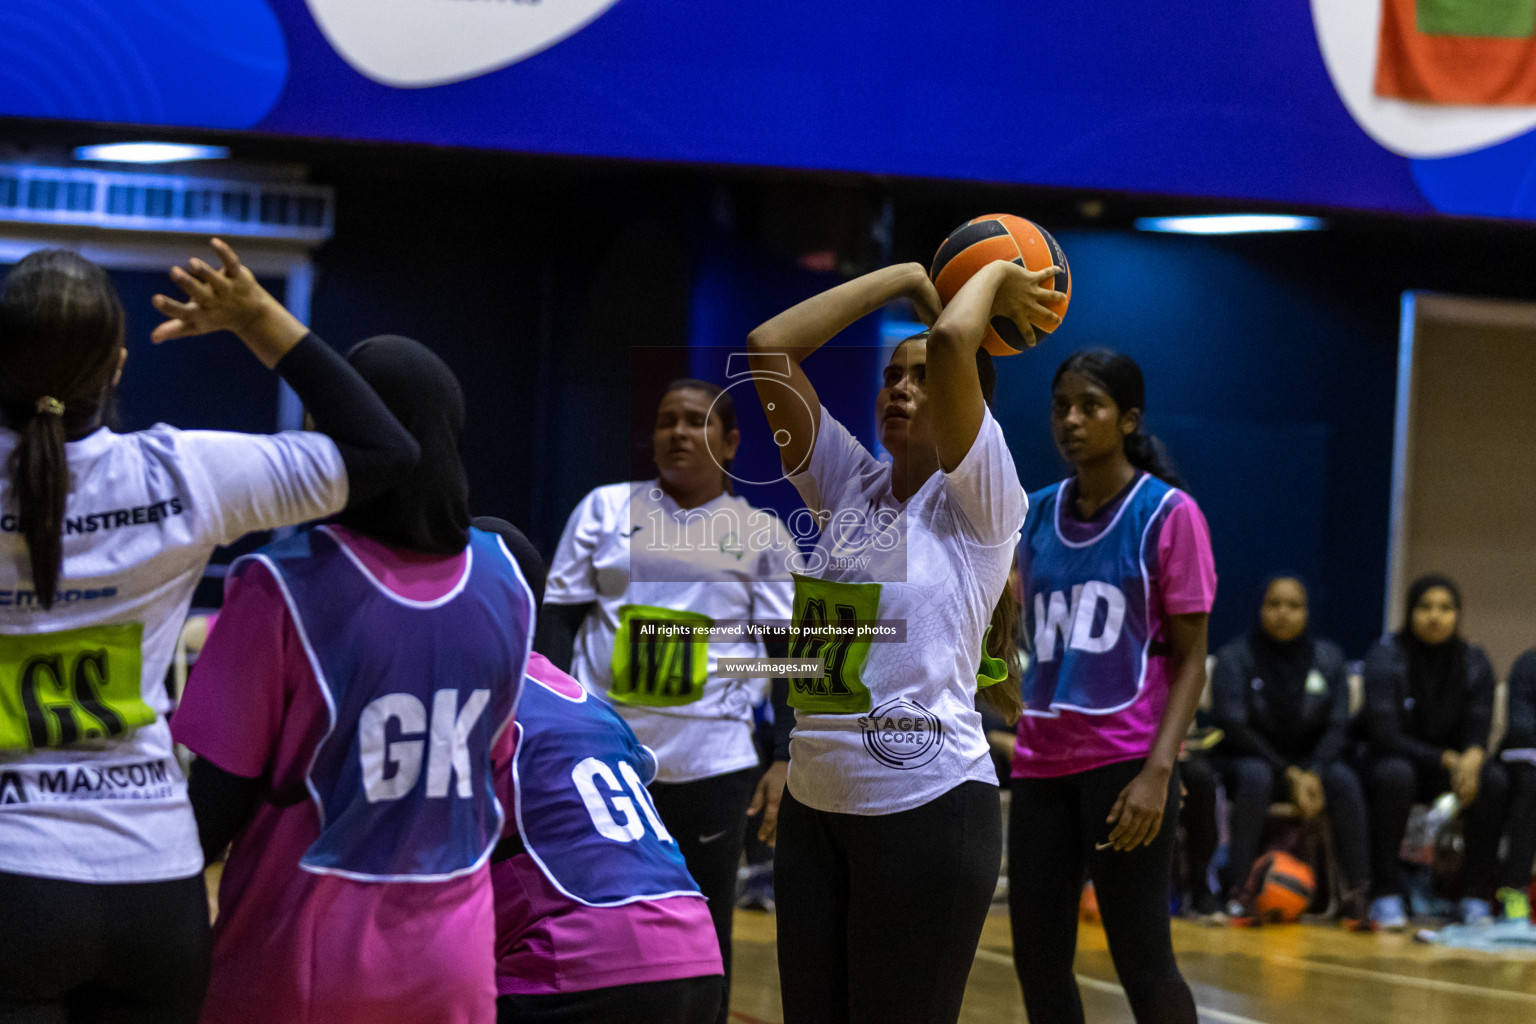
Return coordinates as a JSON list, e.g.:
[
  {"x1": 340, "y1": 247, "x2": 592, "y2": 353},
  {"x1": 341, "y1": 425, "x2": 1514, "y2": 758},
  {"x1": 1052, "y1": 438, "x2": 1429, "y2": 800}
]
[
  {"x1": 746, "y1": 257, "x2": 1057, "y2": 1024},
  {"x1": 172, "y1": 335, "x2": 535, "y2": 1024},
  {"x1": 493, "y1": 646, "x2": 725, "y2": 1023},
  {"x1": 1363, "y1": 573, "x2": 1509, "y2": 928},
  {"x1": 1210, "y1": 575, "x2": 1371, "y2": 922},
  {"x1": 0, "y1": 242, "x2": 417, "y2": 1022},
  {"x1": 1010, "y1": 348, "x2": 1216, "y2": 1024},
  {"x1": 539, "y1": 379, "x2": 795, "y2": 1023}
]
